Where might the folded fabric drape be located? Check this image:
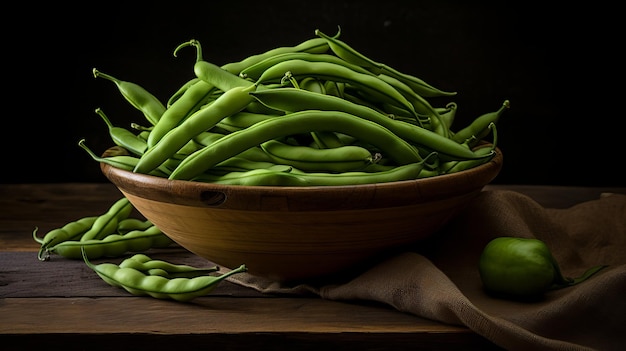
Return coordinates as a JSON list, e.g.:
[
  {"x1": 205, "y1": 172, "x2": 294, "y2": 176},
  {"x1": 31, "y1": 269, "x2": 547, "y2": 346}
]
[{"x1": 229, "y1": 190, "x2": 626, "y2": 351}]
